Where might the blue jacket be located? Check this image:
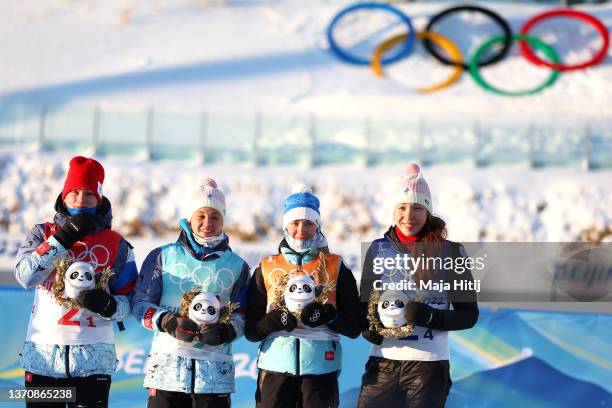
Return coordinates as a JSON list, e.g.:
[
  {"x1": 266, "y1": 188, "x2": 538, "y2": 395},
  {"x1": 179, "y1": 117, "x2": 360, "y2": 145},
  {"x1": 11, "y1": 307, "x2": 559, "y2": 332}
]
[
  {"x1": 131, "y1": 220, "x2": 250, "y2": 394},
  {"x1": 15, "y1": 196, "x2": 138, "y2": 378}
]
